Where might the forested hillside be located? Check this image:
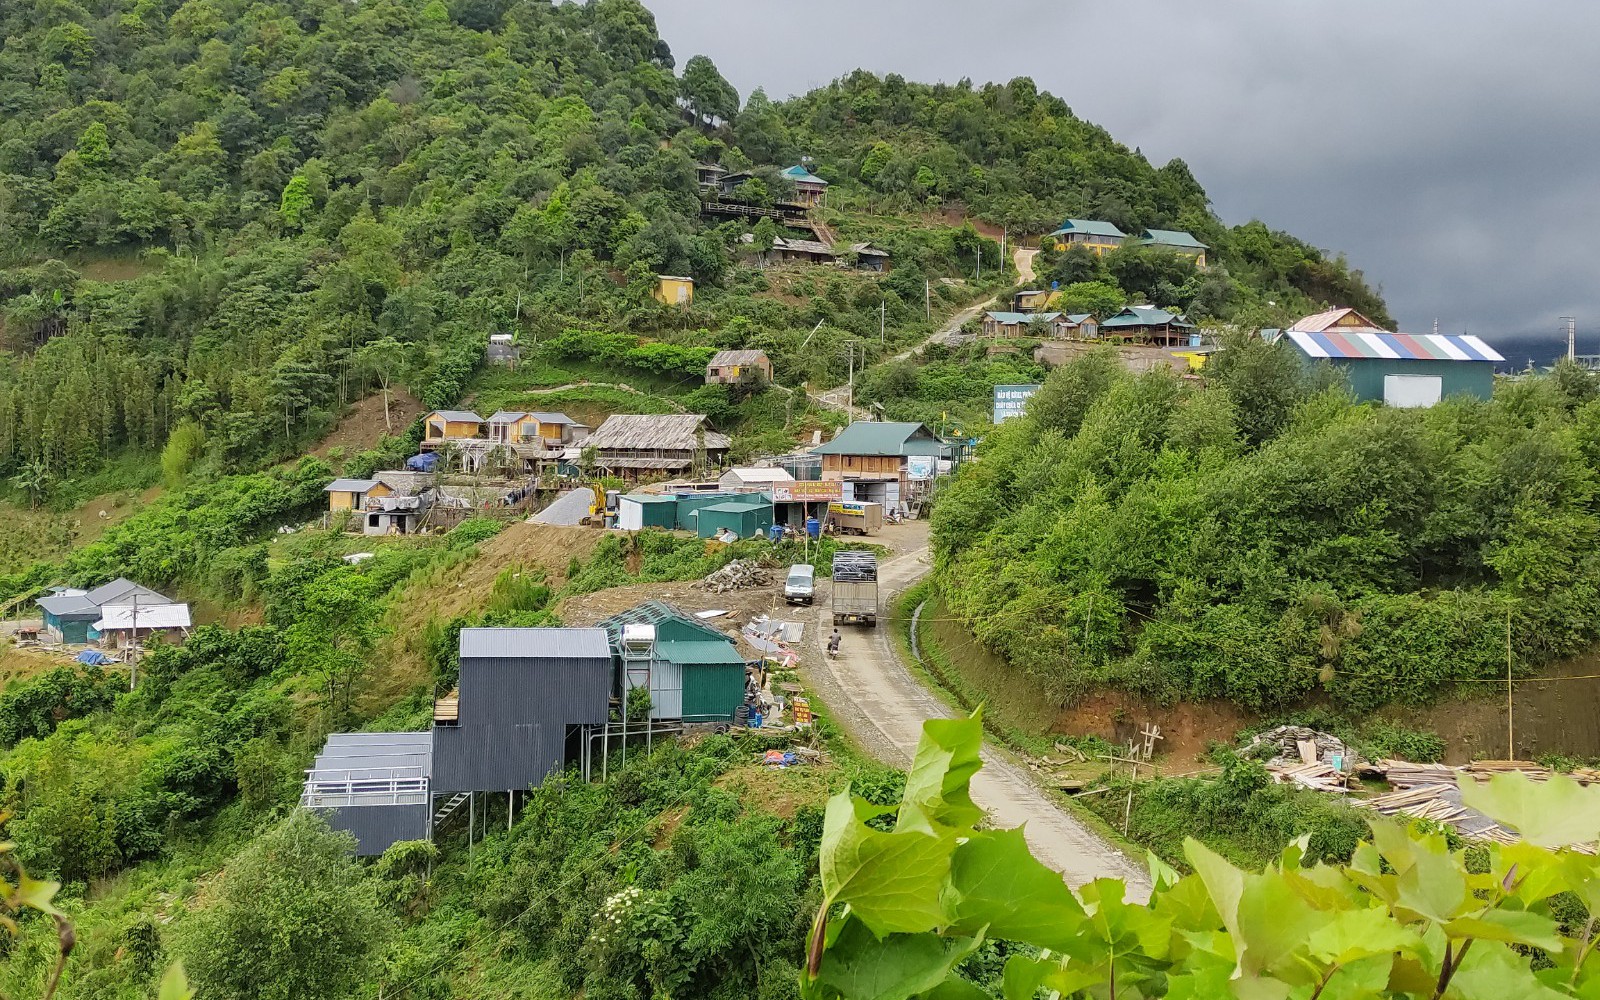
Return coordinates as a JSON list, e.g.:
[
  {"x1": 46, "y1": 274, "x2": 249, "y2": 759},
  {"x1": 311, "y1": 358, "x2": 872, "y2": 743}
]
[
  {"x1": 0, "y1": 0, "x2": 1388, "y2": 497},
  {"x1": 933, "y1": 345, "x2": 1600, "y2": 714}
]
